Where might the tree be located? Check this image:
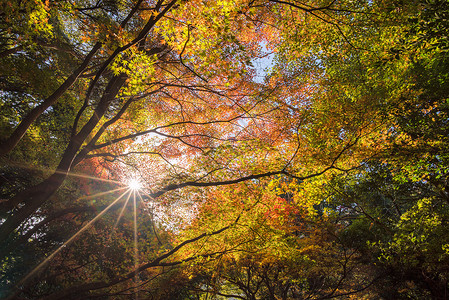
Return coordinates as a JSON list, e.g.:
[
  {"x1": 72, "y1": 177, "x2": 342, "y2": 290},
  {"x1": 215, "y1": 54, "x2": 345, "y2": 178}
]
[{"x1": 2, "y1": 0, "x2": 449, "y2": 299}]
